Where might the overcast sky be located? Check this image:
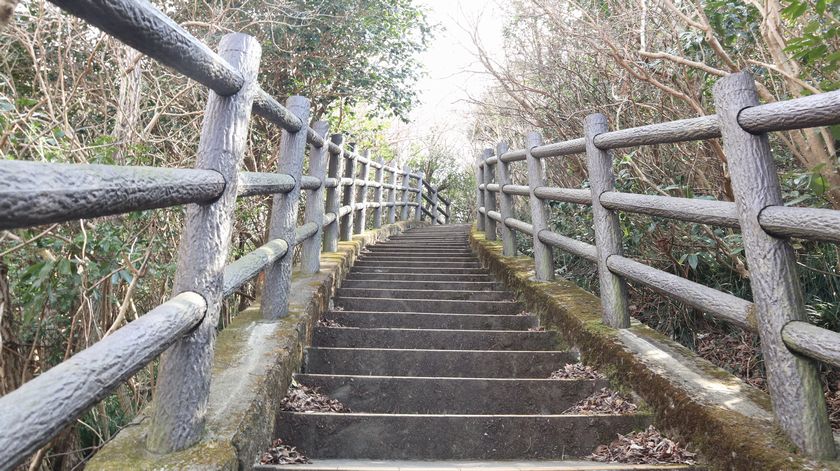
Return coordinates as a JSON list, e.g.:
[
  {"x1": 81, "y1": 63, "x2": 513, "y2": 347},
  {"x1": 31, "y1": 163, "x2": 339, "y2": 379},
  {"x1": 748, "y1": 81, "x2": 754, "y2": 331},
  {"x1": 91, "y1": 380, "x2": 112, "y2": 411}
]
[{"x1": 391, "y1": 0, "x2": 505, "y2": 168}]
